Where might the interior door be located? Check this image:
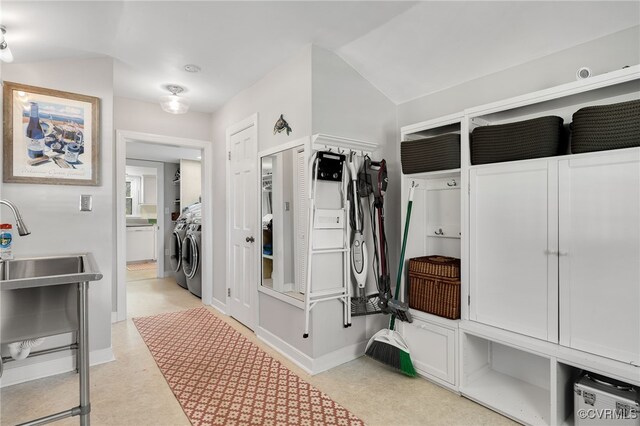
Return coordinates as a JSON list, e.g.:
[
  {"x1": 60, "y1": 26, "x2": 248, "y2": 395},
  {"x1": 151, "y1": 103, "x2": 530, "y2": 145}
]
[
  {"x1": 228, "y1": 124, "x2": 258, "y2": 329},
  {"x1": 469, "y1": 160, "x2": 558, "y2": 342},
  {"x1": 559, "y1": 151, "x2": 640, "y2": 364}
]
